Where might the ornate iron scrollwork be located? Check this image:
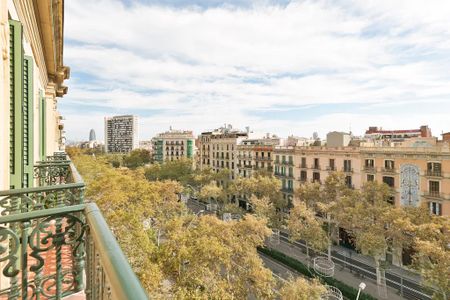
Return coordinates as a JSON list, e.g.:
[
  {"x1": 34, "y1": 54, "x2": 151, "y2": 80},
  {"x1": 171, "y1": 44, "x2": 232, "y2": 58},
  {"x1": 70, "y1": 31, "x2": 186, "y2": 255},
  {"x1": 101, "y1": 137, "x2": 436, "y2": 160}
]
[
  {"x1": 0, "y1": 186, "x2": 84, "y2": 216},
  {"x1": 34, "y1": 163, "x2": 71, "y2": 186},
  {"x1": 0, "y1": 212, "x2": 86, "y2": 299},
  {"x1": 0, "y1": 227, "x2": 20, "y2": 277}
]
